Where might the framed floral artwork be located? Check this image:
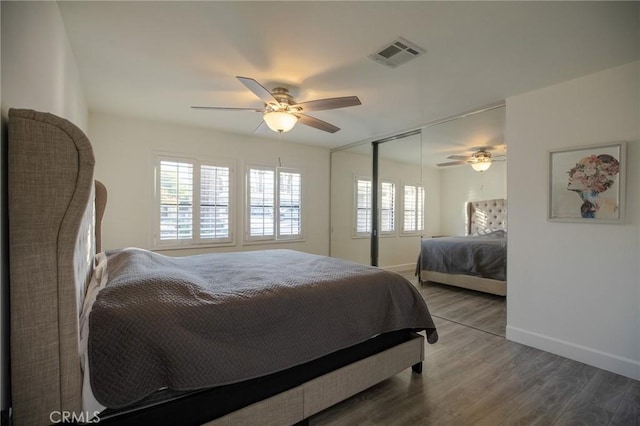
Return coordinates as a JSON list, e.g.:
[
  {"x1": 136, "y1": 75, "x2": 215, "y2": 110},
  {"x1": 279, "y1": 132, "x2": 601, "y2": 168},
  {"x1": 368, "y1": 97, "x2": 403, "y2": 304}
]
[{"x1": 548, "y1": 142, "x2": 626, "y2": 223}]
